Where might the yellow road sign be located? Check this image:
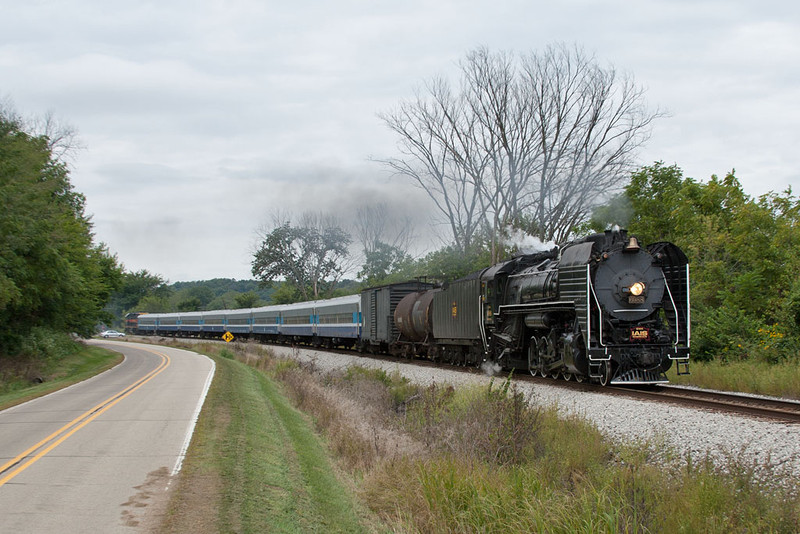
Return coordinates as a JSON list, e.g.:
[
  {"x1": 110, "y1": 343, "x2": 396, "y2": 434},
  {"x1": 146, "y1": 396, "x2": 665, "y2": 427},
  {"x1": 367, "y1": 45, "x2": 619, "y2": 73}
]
[{"x1": 222, "y1": 331, "x2": 234, "y2": 343}]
